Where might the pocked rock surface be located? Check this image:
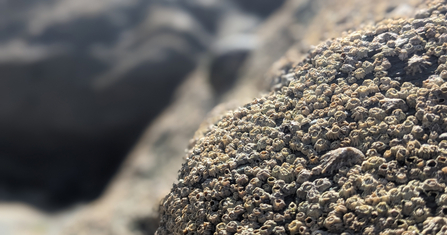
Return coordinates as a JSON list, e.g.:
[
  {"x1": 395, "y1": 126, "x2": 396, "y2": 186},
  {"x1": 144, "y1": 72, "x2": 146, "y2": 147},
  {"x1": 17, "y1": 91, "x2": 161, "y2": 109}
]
[{"x1": 157, "y1": 1, "x2": 447, "y2": 234}]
